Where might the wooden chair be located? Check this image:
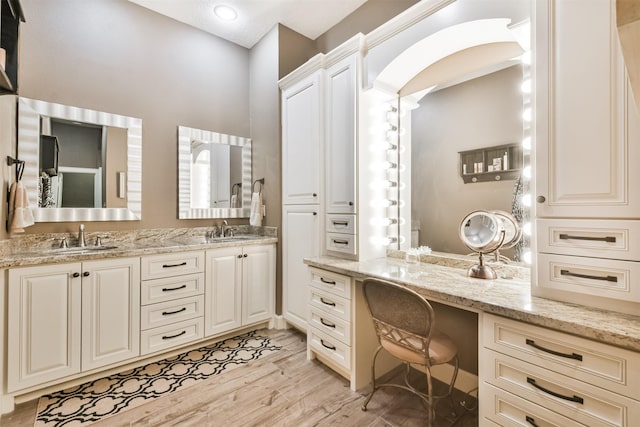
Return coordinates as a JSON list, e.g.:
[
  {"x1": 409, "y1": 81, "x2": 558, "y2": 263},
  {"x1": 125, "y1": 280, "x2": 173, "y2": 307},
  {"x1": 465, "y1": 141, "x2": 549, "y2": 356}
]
[{"x1": 361, "y1": 278, "x2": 459, "y2": 423}]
